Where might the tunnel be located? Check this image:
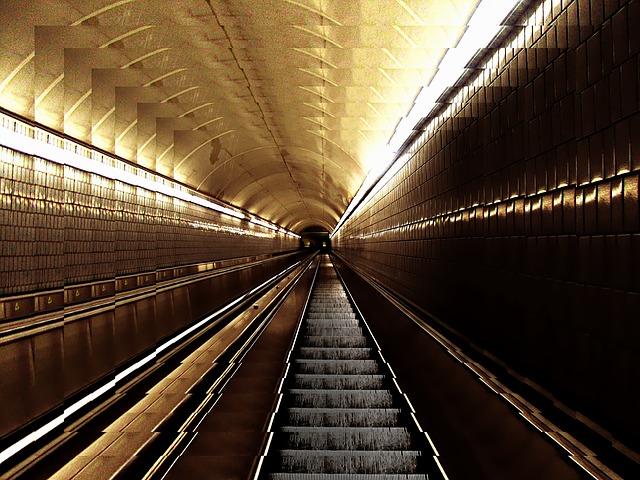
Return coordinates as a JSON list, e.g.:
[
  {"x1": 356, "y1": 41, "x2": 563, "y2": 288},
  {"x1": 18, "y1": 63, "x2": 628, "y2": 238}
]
[
  {"x1": 300, "y1": 229, "x2": 331, "y2": 252},
  {"x1": 0, "y1": 0, "x2": 638, "y2": 478}
]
